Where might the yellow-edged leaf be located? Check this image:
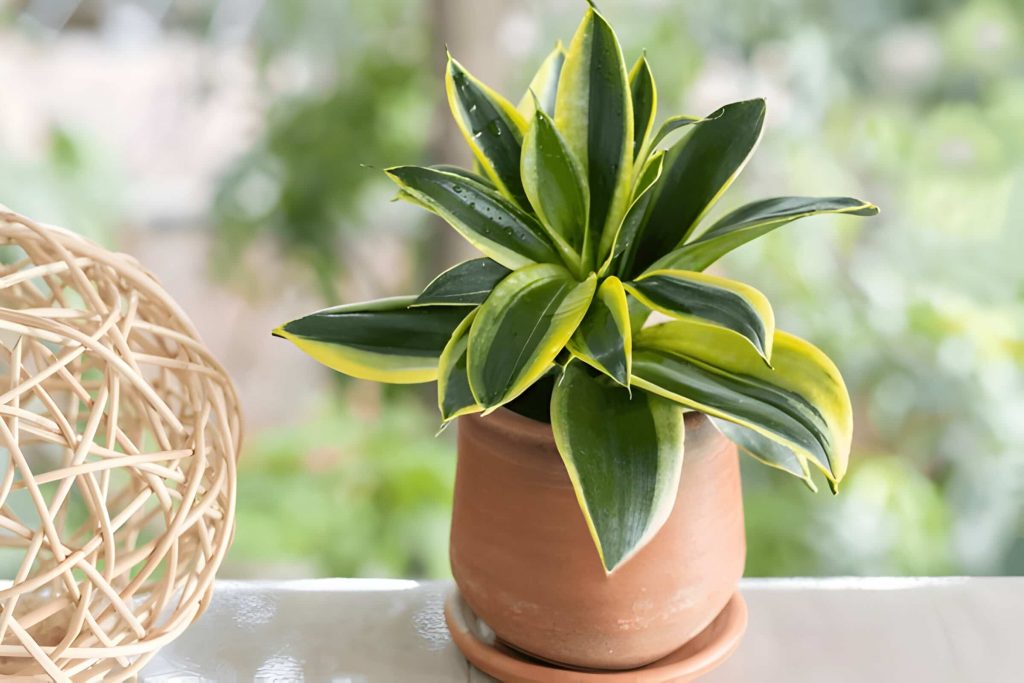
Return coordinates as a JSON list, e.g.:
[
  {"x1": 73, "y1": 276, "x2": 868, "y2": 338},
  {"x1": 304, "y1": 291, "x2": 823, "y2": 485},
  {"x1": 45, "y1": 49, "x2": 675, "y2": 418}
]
[
  {"x1": 555, "y1": 7, "x2": 634, "y2": 269},
  {"x1": 629, "y1": 54, "x2": 657, "y2": 161},
  {"x1": 274, "y1": 297, "x2": 470, "y2": 384},
  {"x1": 568, "y1": 276, "x2": 632, "y2": 386},
  {"x1": 446, "y1": 55, "x2": 528, "y2": 206},
  {"x1": 521, "y1": 105, "x2": 588, "y2": 272},
  {"x1": 517, "y1": 42, "x2": 566, "y2": 118},
  {"x1": 387, "y1": 165, "x2": 561, "y2": 270},
  {"x1": 552, "y1": 360, "x2": 684, "y2": 572},
  {"x1": 437, "y1": 309, "x2": 482, "y2": 421},
  {"x1": 468, "y1": 264, "x2": 596, "y2": 411},
  {"x1": 625, "y1": 269, "x2": 776, "y2": 360},
  {"x1": 632, "y1": 320, "x2": 852, "y2": 485},
  {"x1": 648, "y1": 196, "x2": 880, "y2": 273}
]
